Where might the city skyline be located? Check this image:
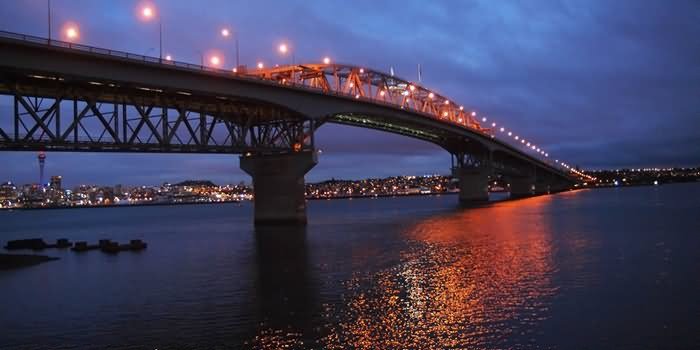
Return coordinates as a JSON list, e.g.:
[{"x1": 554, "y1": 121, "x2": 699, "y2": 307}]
[{"x1": 1, "y1": 0, "x2": 699, "y2": 186}]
